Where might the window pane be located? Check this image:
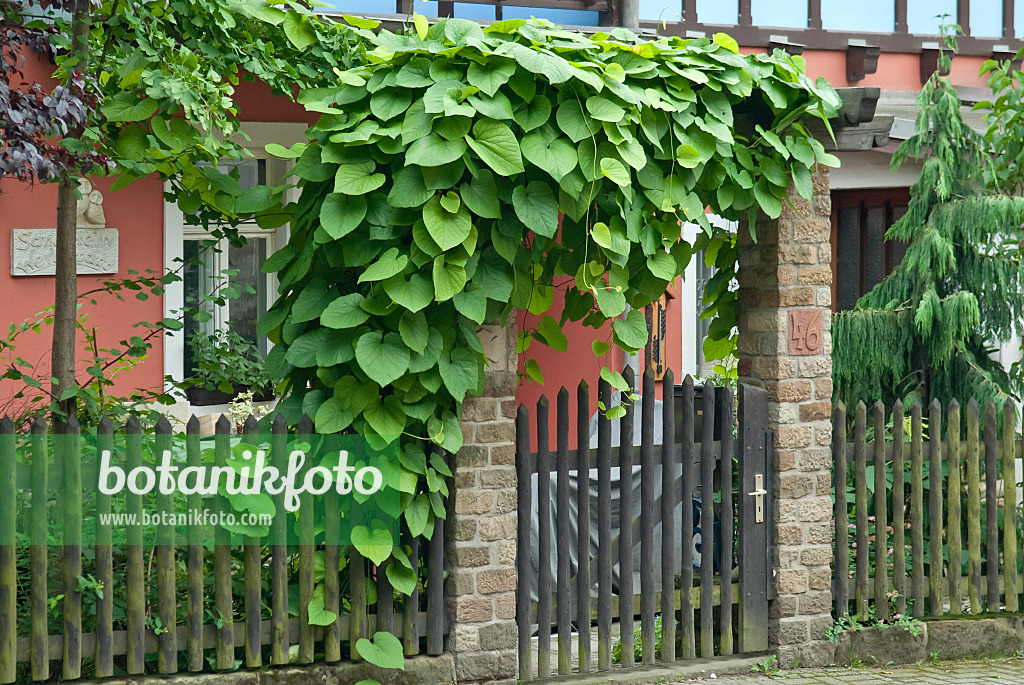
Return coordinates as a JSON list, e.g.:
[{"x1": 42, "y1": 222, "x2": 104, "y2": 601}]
[
  {"x1": 863, "y1": 205, "x2": 886, "y2": 292},
  {"x1": 182, "y1": 241, "x2": 218, "y2": 374},
  {"x1": 971, "y1": 0, "x2": 1003, "y2": 37},
  {"x1": 752, "y1": 0, "x2": 806, "y2": 29},
  {"x1": 696, "y1": 0, "x2": 737, "y2": 24},
  {"x1": 822, "y1": 0, "x2": 893, "y2": 31},
  {"x1": 837, "y1": 207, "x2": 860, "y2": 311},
  {"x1": 908, "y1": 0, "x2": 955, "y2": 34},
  {"x1": 641, "y1": 0, "x2": 683, "y2": 21},
  {"x1": 228, "y1": 238, "x2": 269, "y2": 356}
]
